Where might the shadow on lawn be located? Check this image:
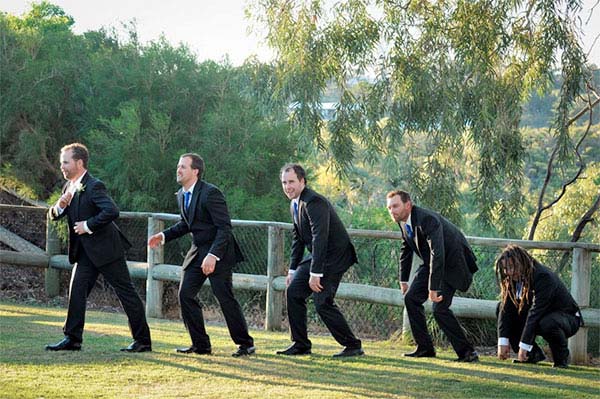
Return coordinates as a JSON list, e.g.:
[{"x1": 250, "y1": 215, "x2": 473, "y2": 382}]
[{"x1": 2, "y1": 302, "x2": 599, "y2": 398}]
